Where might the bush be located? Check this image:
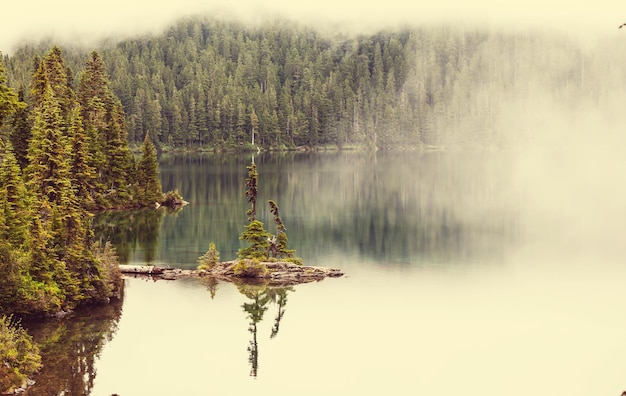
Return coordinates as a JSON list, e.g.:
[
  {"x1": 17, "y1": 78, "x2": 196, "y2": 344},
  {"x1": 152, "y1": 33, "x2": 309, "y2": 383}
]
[
  {"x1": 232, "y1": 259, "x2": 268, "y2": 278},
  {"x1": 197, "y1": 243, "x2": 220, "y2": 271},
  {"x1": 284, "y1": 257, "x2": 303, "y2": 266},
  {"x1": 0, "y1": 316, "x2": 41, "y2": 394},
  {"x1": 92, "y1": 241, "x2": 124, "y2": 301},
  {"x1": 161, "y1": 190, "x2": 187, "y2": 209}
]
